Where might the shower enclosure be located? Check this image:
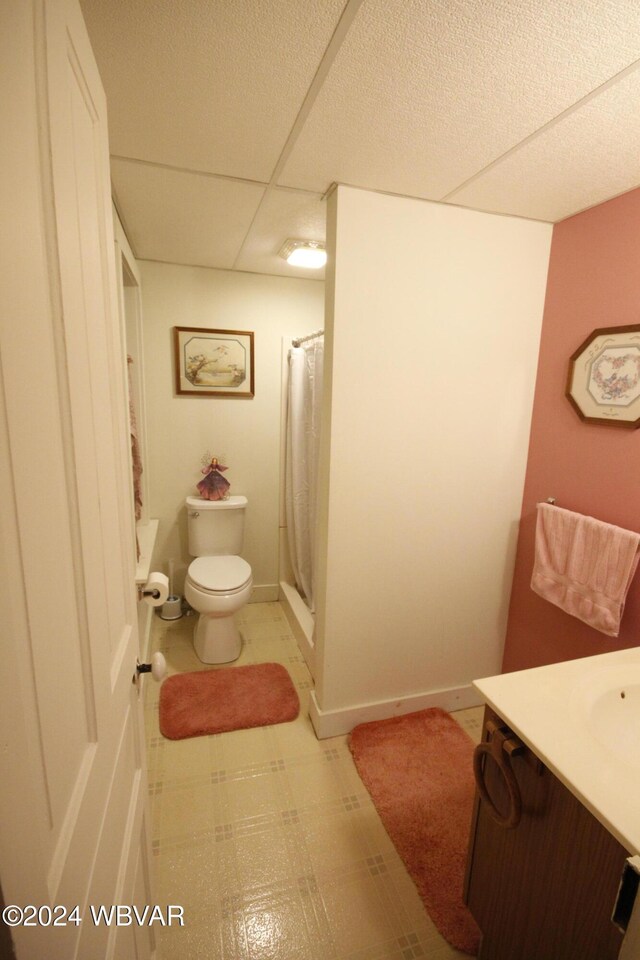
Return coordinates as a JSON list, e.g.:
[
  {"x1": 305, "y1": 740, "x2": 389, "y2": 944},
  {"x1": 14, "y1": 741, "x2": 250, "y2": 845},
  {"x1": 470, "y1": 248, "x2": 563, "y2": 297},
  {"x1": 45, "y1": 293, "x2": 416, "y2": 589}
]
[{"x1": 280, "y1": 331, "x2": 324, "y2": 674}]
